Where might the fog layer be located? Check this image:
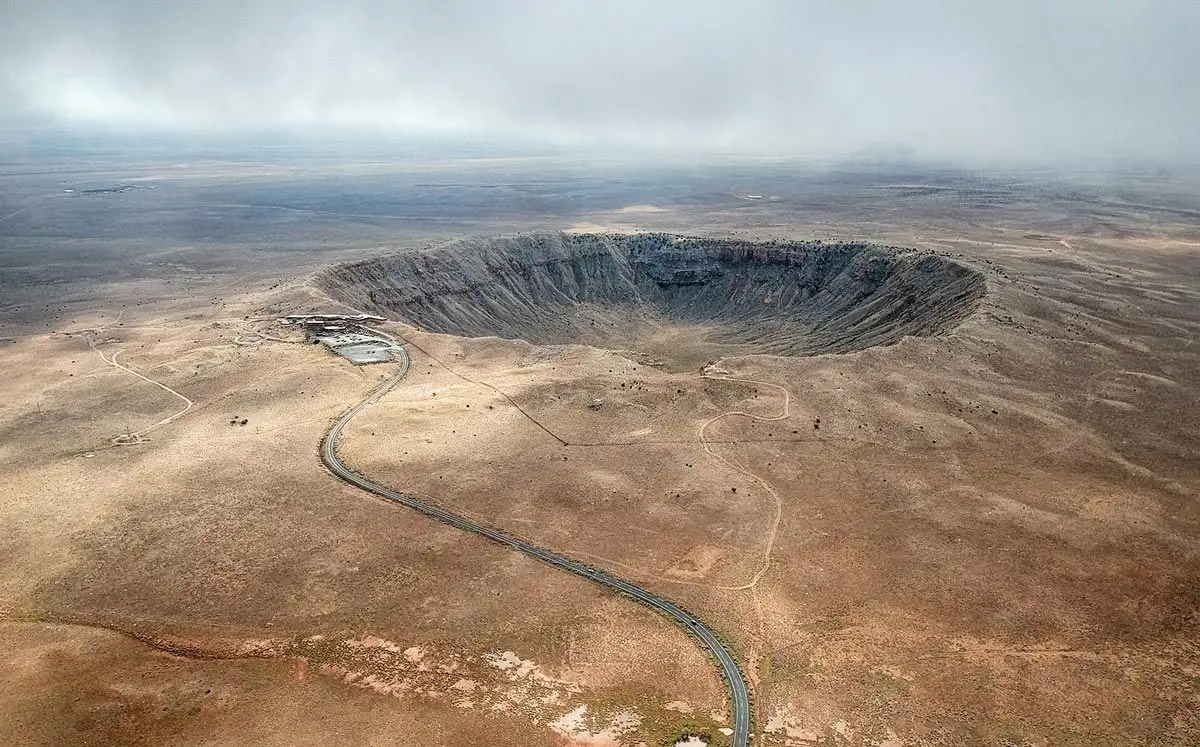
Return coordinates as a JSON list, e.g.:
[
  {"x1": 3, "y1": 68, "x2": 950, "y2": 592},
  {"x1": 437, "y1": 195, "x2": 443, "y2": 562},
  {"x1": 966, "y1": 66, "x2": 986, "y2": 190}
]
[{"x1": 2, "y1": 1, "x2": 1197, "y2": 159}]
